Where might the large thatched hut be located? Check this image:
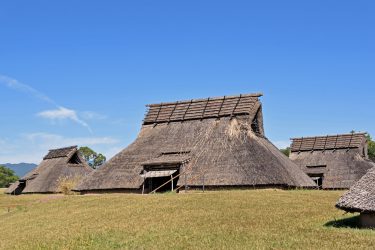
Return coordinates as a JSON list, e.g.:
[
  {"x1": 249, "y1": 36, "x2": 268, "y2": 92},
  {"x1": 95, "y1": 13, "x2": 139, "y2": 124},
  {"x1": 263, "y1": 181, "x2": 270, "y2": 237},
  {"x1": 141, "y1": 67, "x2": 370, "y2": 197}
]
[
  {"x1": 76, "y1": 93, "x2": 315, "y2": 193},
  {"x1": 289, "y1": 133, "x2": 375, "y2": 189},
  {"x1": 6, "y1": 146, "x2": 93, "y2": 195},
  {"x1": 336, "y1": 167, "x2": 375, "y2": 228}
]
